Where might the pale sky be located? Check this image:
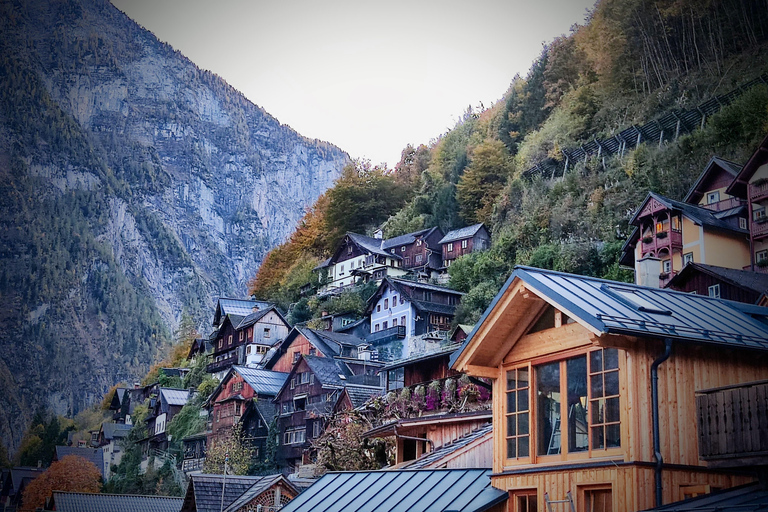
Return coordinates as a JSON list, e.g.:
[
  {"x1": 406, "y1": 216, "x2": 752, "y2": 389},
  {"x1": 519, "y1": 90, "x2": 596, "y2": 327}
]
[{"x1": 111, "y1": 0, "x2": 596, "y2": 168}]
